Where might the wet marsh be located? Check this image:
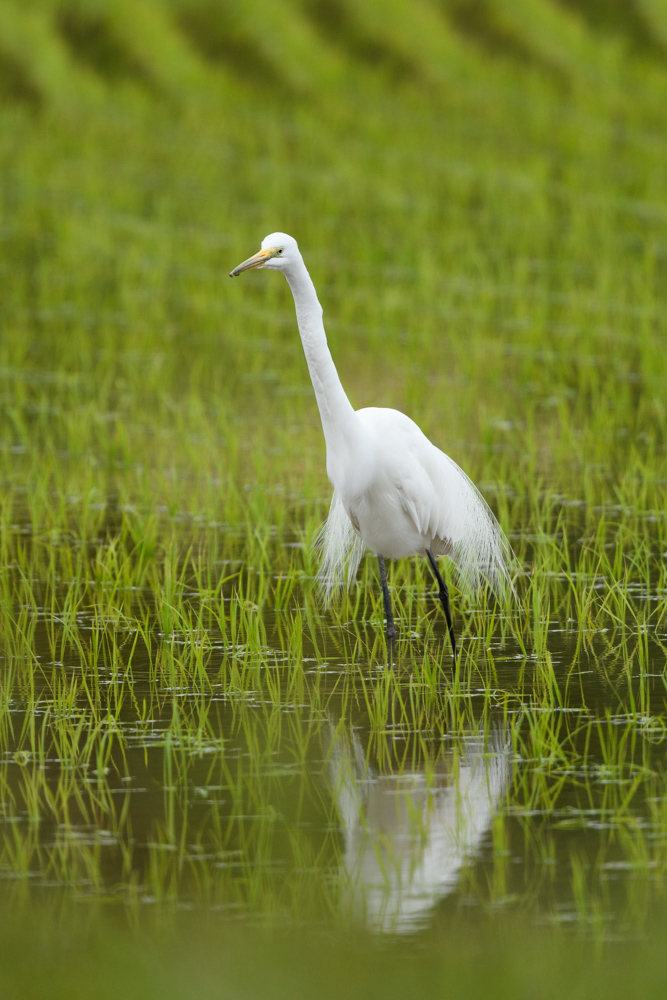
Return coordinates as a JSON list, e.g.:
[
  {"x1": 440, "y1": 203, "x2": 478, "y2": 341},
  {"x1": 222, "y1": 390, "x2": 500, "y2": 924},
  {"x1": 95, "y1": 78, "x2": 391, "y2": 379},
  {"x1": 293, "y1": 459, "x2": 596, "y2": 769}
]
[{"x1": 2, "y1": 0, "x2": 667, "y2": 994}]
